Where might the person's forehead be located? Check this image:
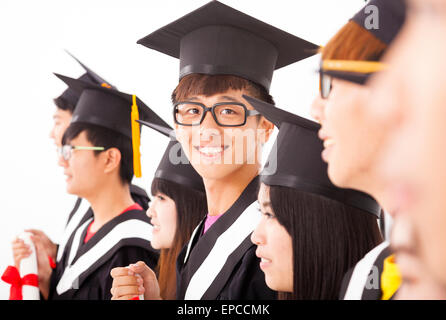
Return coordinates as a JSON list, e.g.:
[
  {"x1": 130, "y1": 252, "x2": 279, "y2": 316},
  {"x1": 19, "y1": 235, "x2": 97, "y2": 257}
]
[
  {"x1": 258, "y1": 183, "x2": 271, "y2": 202},
  {"x1": 70, "y1": 130, "x2": 88, "y2": 144},
  {"x1": 54, "y1": 108, "x2": 73, "y2": 118},
  {"x1": 186, "y1": 91, "x2": 256, "y2": 110},
  {"x1": 187, "y1": 91, "x2": 243, "y2": 101}
]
